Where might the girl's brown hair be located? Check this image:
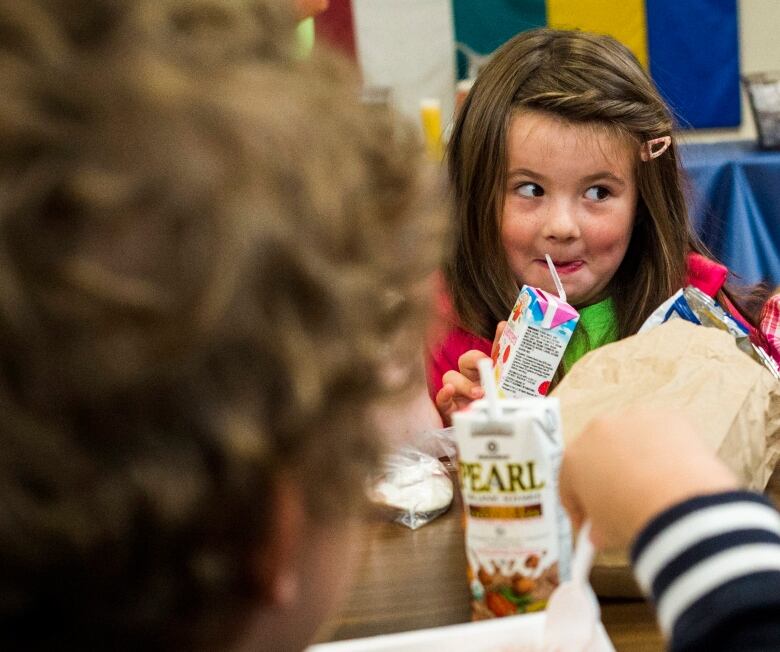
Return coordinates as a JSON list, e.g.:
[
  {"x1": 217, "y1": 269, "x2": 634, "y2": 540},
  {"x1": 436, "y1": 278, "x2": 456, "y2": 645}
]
[{"x1": 447, "y1": 28, "x2": 753, "y2": 341}]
